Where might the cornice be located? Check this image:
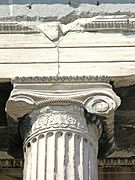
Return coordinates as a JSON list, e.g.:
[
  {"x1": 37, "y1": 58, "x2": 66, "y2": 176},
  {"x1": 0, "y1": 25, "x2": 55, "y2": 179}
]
[{"x1": 0, "y1": 157, "x2": 135, "y2": 169}]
